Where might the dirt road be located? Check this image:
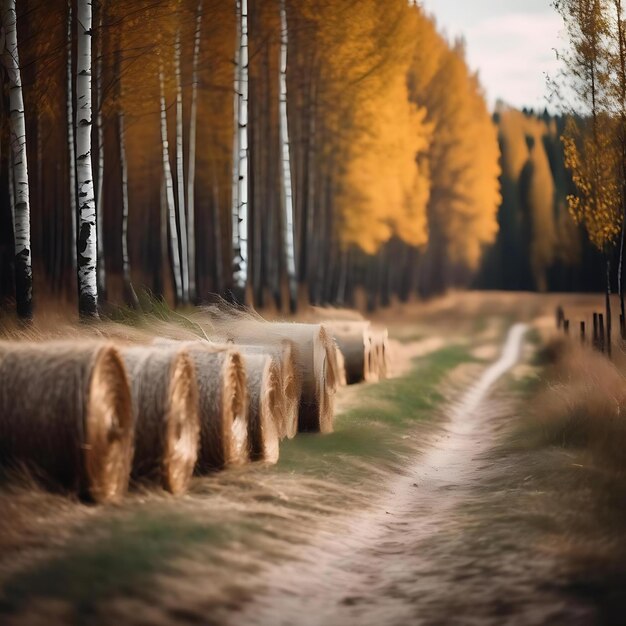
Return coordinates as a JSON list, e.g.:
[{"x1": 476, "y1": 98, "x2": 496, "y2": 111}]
[
  {"x1": 3, "y1": 301, "x2": 617, "y2": 626},
  {"x1": 225, "y1": 324, "x2": 595, "y2": 626}
]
